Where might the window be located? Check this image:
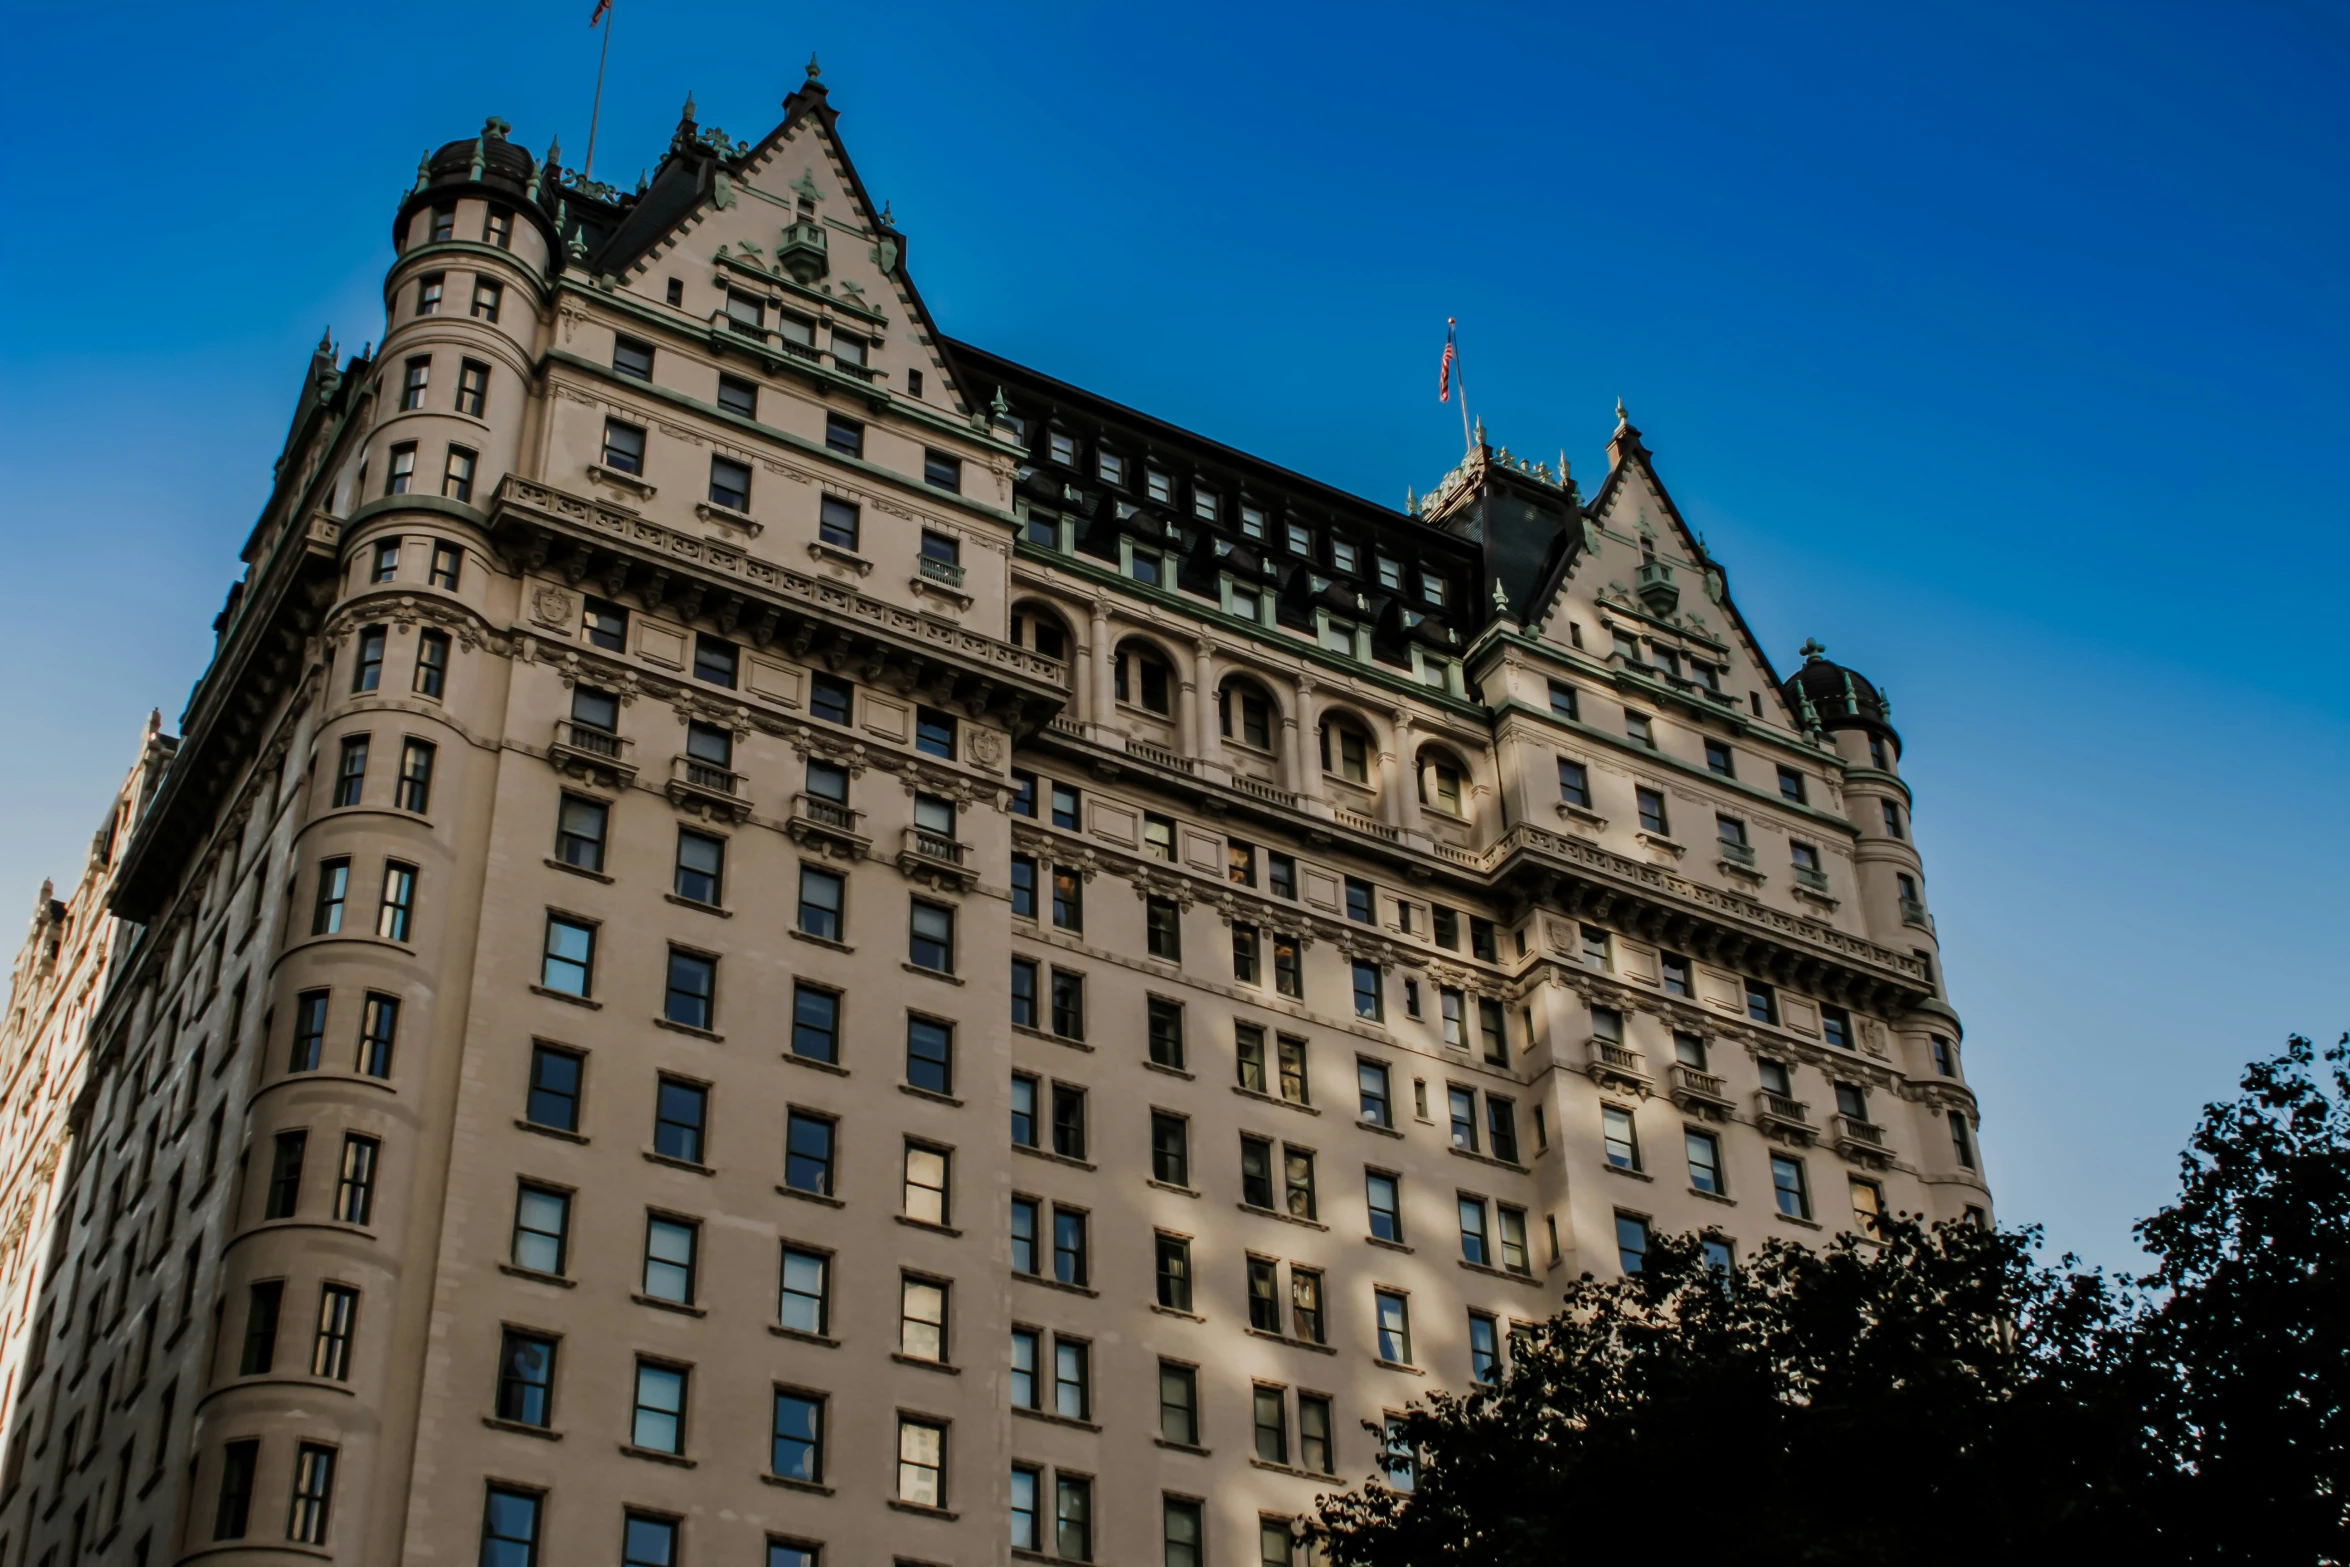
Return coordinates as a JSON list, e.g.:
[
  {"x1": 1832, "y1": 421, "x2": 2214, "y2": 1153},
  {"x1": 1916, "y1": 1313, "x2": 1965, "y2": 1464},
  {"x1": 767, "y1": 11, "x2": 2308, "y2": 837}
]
[
  {"x1": 1439, "y1": 988, "x2": 1467, "y2": 1052},
  {"x1": 1771, "y1": 1154, "x2": 1812, "y2": 1218},
  {"x1": 600, "y1": 418, "x2": 645, "y2": 475},
  {"x1": 399, "y1": 355, "x2": 431, "y2": 411},
  {"x1": 1050, "y1": 781, "x2": 1081, "y2": 830},
  {"x1": 632, "y1": 1360, "x2": 686, "y2": 1453},
  {"x1": 1626, "y1": 712, "x2": 1656, "y2": 749},
  {"x1": 901, "y1": 1276, "x2": 949, "y2": 1362},
  {"x1": 780, "y1": 1247, "x2": 829, "y2": 1336},
  {"x1": 1252, "y1": 1384, "x2": 1289, "y2": 1462},
  {"x1": 1425, "y1": 756, "x2": 1465, "y2": 814},
  {"x1": 1051, "y1": 867, "x2": 1083, "y2": 932},
  {"x1": 795, "y1": 867, "x2": 844, "y2": 941},
  {"x1": 479, "y1": 1487, "x2": 541, "y2": 1566},
  {"x1": 311, "y1": 1284, "x2": 357, "y2": 1380},
  {"x1": 396, "y1": 739, "x2": 434, "y2": 812},
  {"x1": 1284, "y1": 1147, "x2": 1318, "y2": 1219},
  {"x1": 1458, "y1": 1196, "x2": 1491, "y2": 1266},
  {"x1": 1054, "y1": 1206, "x2": 1089, "y2": 1285},
  {"x1": 1050, "y1": 1083, "x2": 1087, "y2": 1159},
  {"x1": 385, "y1": 440, "x2": 418, "y2": 494},
  {"x1": 915, "y1": 706, "x2": 956, "y2": 759},
  {"x1": 1950, "y1": 1111, "x2": 1977, "y2": 1169},
  {"x1": 1231, "y1": 923, "x2": 1259, "y2": 985},
  {"x1": 1448, "y1": 1087, "x2": 1478, "y2": 1152},
  {"x1": 1321, "y1": 721, "x2": 1371, "y2": 783},
  {"x1": 1011, "y1": 1464, "x2": 1043, "y2": 1549},
  {"x1": 1352, "y1": 962, "x2": 1382, "y2": 1020},
  {"x1": 785, "y1": 1112, "x2": 834, "y2": 1195},
  {"x1": 1851, "y1": 1178, "x2": 1884, "y2": 1237},
  {"x1": 1468, "y1": 1311, "x2": 1503, "y2": 1384},
  {"x1": 1654, "y1": 954, "x2": 1691, "y2": 1000},
  {"x1": 1375, "y1": 1289, "x2": 1412, "y2": 1364},
  {"x1": 1156, "y1": 1233, "x2": 1193, "y2": 1311},
  {"x1": 923, "y1": 449, "x2": 963, "y2": 492},
  {"x1": 1932, "y1": 1035, "x2": 1957, "y2": 1077},
  {"x1": 1146, "y1": 467, "x2": 1175, "y2": 503},
  {"x1": 1344, "y1": 877, "x2": 1374, "y2": 923},
  {"x1": 1010, "y1": 958, "x2": 1039, "y2": 1029},
  {"x1": 495, "y1": 1330, "x2": 556, "y2": 1427},
  {"x1": 512, "y1": 1185, "x2": 569, "y2": 1274},
  {"x1": 664, "y1": 948, "x2": 715, "y2": 1030},
  {"x1": 1555, "y1": 756, "x2": 1594, "y2": 809},
  {"x1": 1053, "y1": 1336, "x2": 1092, "y2": 1422},
  {"x1": 1687, "y1": 1129, "x2": 1725, "y2": 1194},
  {"x1": 1705, "y1": 739, "x2": 1735, "y2": 776},
  {"x1": 351, "y1": 627, "x2": 385, "y2": 692},
  {"x1": 265, "y1": 1129, "x2": 307, "y2": 1218},
  {"x1": 332, "y1": 736, "x2": 368, "y2": 807},
  {"x1": 1160, "y1": 1364, "x2": 1199, "y2": 1446},
  {"x1": 369, "y1": 537, "x2": 402, "y2": 583},
  {"x1": 1816, "y1": 1003, "x2": 1854, "y2": 1053},
  {"x1": 613, "y1": 335, "x2": 654, "y2": 381},
  {"x1": 904, "y1": 1142, "x2": 950, "y2": 1226},
  {"x1": 1358, "y1": 1060, "x2": 1392, "y2": 1126},
  {"x1": 1777, "y1": 764, "x2": 1808, "y2": 803},
  {"x1": 1495, "y1": 1205, "x2": 1531, "y2": 1274},
  {"x1": 772, "y1": 1389, "x2": 824, "y2": 1481},
  {"x1": 525, "y1": 1045, "x2": 581, "y2": 1132},
  {"x1": 1602, "y1": 1105, "x2": 1641, "y2": 1170},
  {"x1": 716, "y1": 372, "x2": 758, "y2": 419},
  {"x1": 1479, "y1": 999, "x2": 1508, "y2": 1066},
  {"x1": 1745, "y1": 978, "x2": 1779, "y2": 1025},
  {"x1": 1234, "y1": 1023, "x2": 1269, "y2": 1094},
  {"x1": 1011, "y1": 1197, "x2": 1042, "y2": 1274},
  {"x1": 1759, "y1": 1057, "x2": 1793, "y2": 1096},
  {"x1": 1616, "y1": 1212, "x2": 1651, "y2": 1273},
  {"x1": 448, "y1": 357, "x2": 492, "y2": 421},
  {"x1": 1636, "y1": 786, "x2": 1669, "y2": 835},
  {"x1": 1144, "y1": 896, "x2": 1183, "y2": 960},
  {"x1": 822, "y1": 412, "x2": 864, "y2": 457},
  {"x1": 650, "y1": 1077, "x2": 707, "y2": 1164},
  {"x1": 334, "y1": 1134, "x2": 377, "y2": 1225},
  {"x1": 705, "y1": 454, "x2": 752, "y2": 512},
  {"x1": 910, "y1": 900, "x2": 955, "y2": 971},
  {"x1": 214, "y1": 1439, "x2": 259, "y2": 1540},
  {"x1": 357, "y1": 992, "x2": 399, "y2": 1076},
  {"x1": 1151, "y1": 1113, "x2": 1189, "y2": 1186},
  {"x1": 413, "y1": 630, "x2": 450, "y2": 698},
  {"x1": 1882, "y1": 799, "x2": 1907, "y2": 838},
  {"x1": 1147, "y1": 997, "x2": 1185, "y2": 1070},
  {"x1": 1006, "y1": 854, "x2": 1039, "y2": 921},
  {"x1": 1115, "y1": 646, "x2": 1174, "y2": 712},
  {"x1": 416, "y1": 272, "x2": 444, "y2": 314},
  {"x1": 1366, "y1": 1170, "x2": 1403, "y2": 1242},
  {"x1": 898, "y1": 1418, "x2": 947, "y2": 1507},
  {"x1": 466, "y1": 274, "x2": 505, "y2": 325},
  {"x1": 239, "y1": 1280, "x2": 284, "y2": 1374}
]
